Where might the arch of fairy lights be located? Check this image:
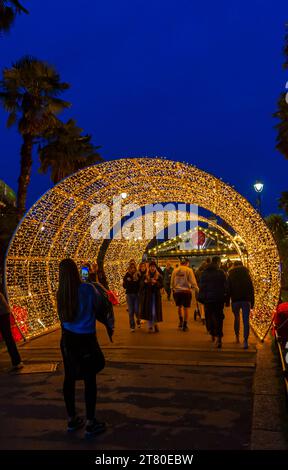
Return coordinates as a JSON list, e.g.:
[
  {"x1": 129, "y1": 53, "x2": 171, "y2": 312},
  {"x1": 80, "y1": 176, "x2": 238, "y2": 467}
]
[{"x1": 5, "y1": 158, "x2": 280, "y2": 340}]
